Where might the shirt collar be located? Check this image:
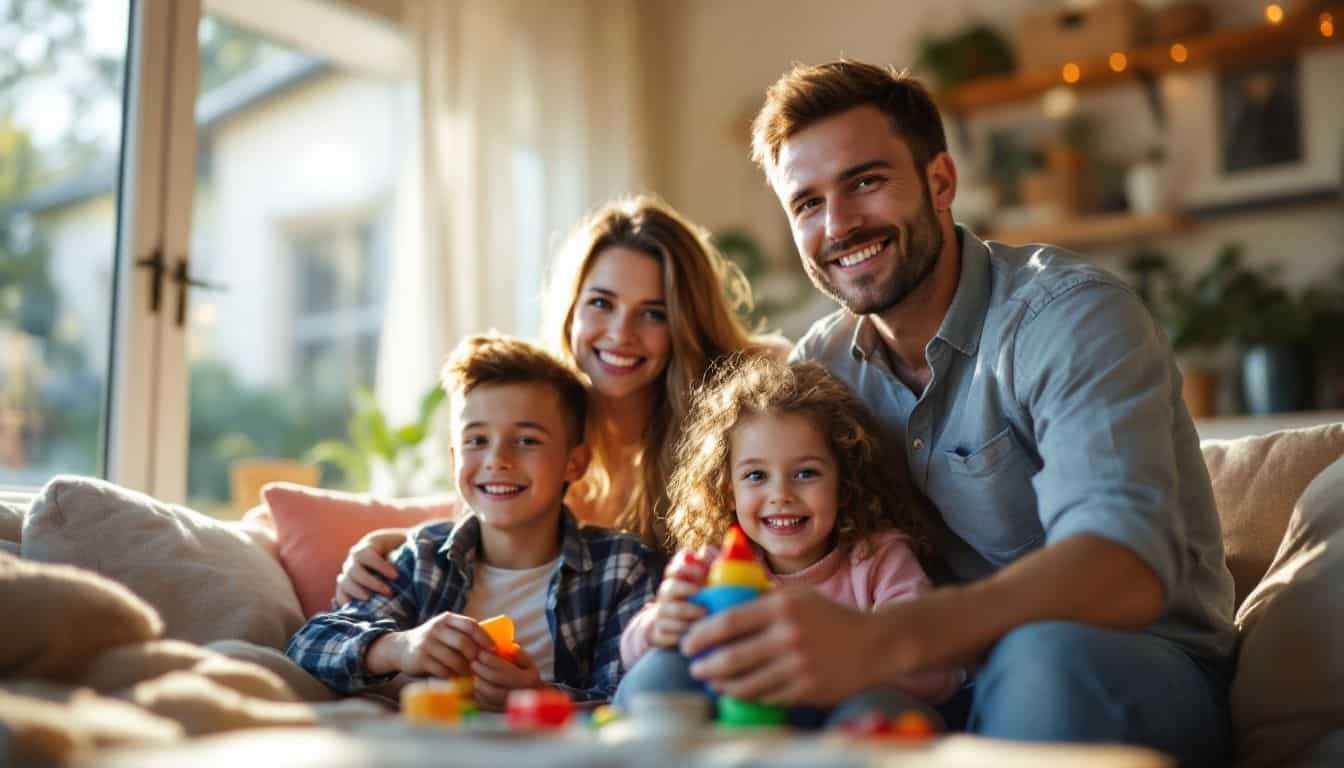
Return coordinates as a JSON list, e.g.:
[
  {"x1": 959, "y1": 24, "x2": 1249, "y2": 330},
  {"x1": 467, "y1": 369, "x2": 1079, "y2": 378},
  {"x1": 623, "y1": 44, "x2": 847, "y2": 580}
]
[
  {"x1": 438, "y1": 506, "x2": 592, "y2": 574},
  {"x1": 847, "y1": 224, "x2": 989, "y2": 362},
  {"x1": 935, "y1": 225, "x2": 990, "y2": 358}
]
